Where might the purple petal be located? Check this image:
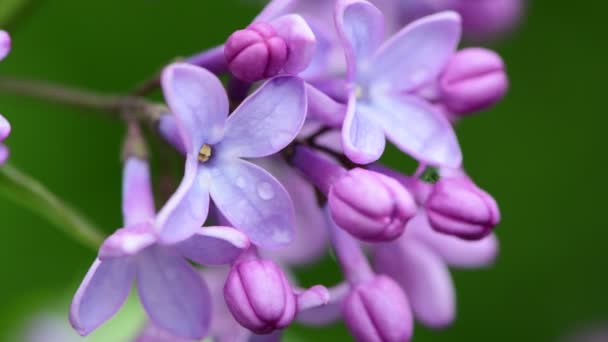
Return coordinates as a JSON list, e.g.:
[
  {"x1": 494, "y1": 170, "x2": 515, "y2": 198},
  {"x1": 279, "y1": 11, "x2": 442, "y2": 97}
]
[
  {"x1": 177, "y1": 226, "x2": 250, "y2": 266},
  {"x1": 0, "y1": 114, "x2": 11, "y2": 141},
  {"x1": 366, "y1": 93, "x2": 462, "y2": 167},
  {"x1": 99, "y1": 223, "x2": 156, "y2": 260},
  {"x1": 70, "y1": 258, "x2": 135, "y2": 336},
  {"x1": 297, "y1": 283, "x2": 349, "y2": 326},
  {"x1": 335, "y1": 0, "x2": 385, "y2": 81},
  {"x1": 218, "y1": 76, "x2": 306, "y2": 159},
  {"x1": 296, "y1": 285, "x2": 330, "y2": 311},
  {"x1": 161, "y1": 63, "x2": 228, "y2": 153},
  {"x1": 134, "y1": 321, "x2": 195, "y2": 342},
  {"x1": 0, "y1": 31, "x2": 10, "y2": 61},
  {"x1": 409, "y1": 212, "x2": 499, "y2": 268},
  {"x1": 122, "y1": 158, "x2": 156, "y2": 227},
  {"x1": 136, "y1": 247, "x2": 211, "y2": 339},
  {"x1": 158, "y1": 114, "x2": 186, "y2": 155},
  {"x1": 342, "y1": 95, "x2": 386, "y2": 164},
  {"x1": 255, "y1": 157, "x2": 329, "y2": 265},
  {"x1": 155, "y1": 155, "x2": 210, "y2": 244},
  {"x1": 367, "y1": 11, "x2": 461, "y2": 92},
  {"x1": 375, "y1": 238, "x2": 456, "y2": 328},
  {"x1": 0, "y1": 145, "x2": 9, "y2": 165},
  {"x1": 208, "y1": 158, "x2": 295, "y2": 248},
  {"x1": 270, "y1": 15, "x2": 316, "y2": 74},
  {"x1": 254, "y1": 0, "x2": 297, "y2": 22}
]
